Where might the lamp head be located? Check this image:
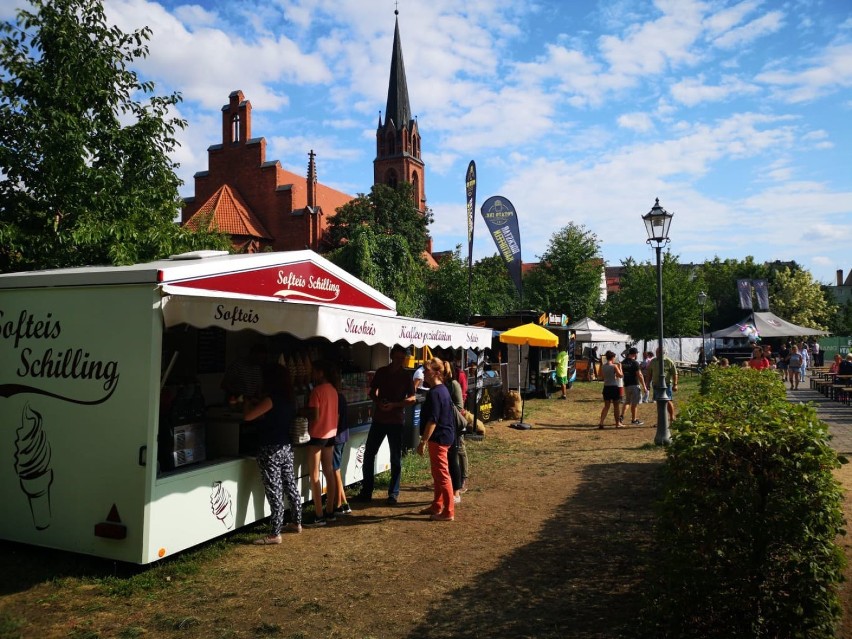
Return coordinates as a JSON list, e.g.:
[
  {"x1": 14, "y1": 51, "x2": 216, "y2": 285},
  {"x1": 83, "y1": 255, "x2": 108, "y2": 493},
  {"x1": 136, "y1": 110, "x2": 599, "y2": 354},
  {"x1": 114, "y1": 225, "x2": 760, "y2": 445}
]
[
  {"x1": 642, "y1": 198, "x2": 673, "y2": 245},
  {"x1": 698, "y1": 290, "x2": 707, "y2": 305}
]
